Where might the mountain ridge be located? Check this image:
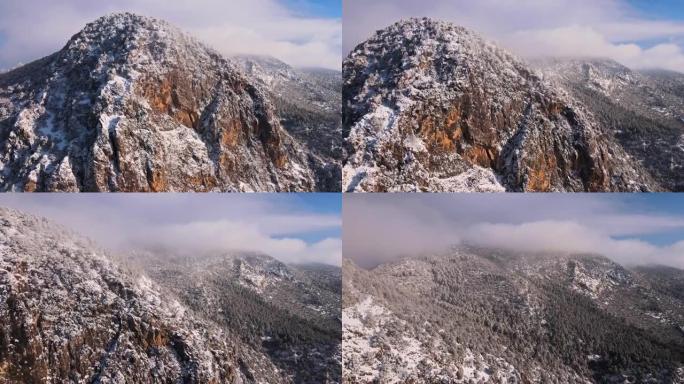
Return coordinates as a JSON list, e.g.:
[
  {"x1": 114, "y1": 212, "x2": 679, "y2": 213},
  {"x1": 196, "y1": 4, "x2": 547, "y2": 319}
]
[
  {"x1": 534, "y1": 56, "x2": 684, "y2": 191},
  {"x1": 127, "y1": 249, "x2": 342, "y2": 383},
  {"x1": 343, "y1": 248, "x2": 684, "y2": 383}
]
